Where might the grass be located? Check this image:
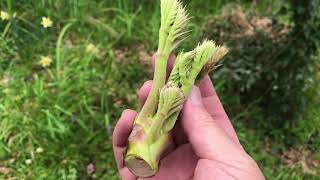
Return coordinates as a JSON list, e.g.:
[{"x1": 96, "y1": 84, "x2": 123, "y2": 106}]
[{"x1": 0, "y1": 0, "x2": 319, "y2": 179}]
